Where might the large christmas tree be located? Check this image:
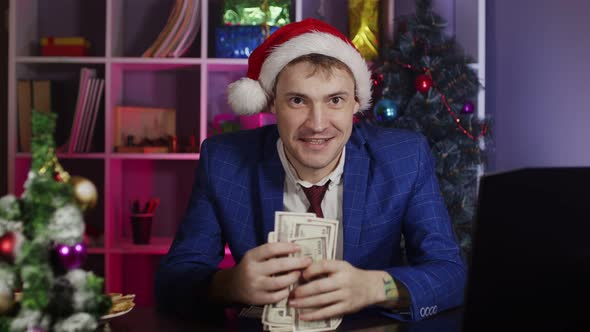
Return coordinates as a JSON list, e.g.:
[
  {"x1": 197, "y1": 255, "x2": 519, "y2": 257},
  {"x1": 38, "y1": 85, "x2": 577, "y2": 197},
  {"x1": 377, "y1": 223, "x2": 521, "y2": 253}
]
[
  {"x1": 0, "y1": 111, "x2": 110, "y2": 332},
  {"x1": 369, "y1": 0, "x2": 490, "y2": 255}
]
